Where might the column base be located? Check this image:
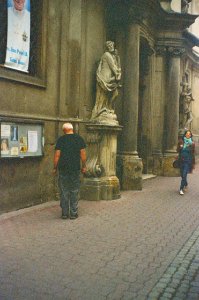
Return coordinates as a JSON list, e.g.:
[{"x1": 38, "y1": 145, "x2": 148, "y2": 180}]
[
  {"x1": 80, "y1": 176, "x2": 120, "y2": 201},
  {"x1": 153, "y1": 154, "x2": 164, "y2": 176},
  {"x1": 117, "y1": 155, "x2": 143, "y2": 190},
  {"x1": 162, "y1": 154, "x2": 180, "y2": 177}
]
